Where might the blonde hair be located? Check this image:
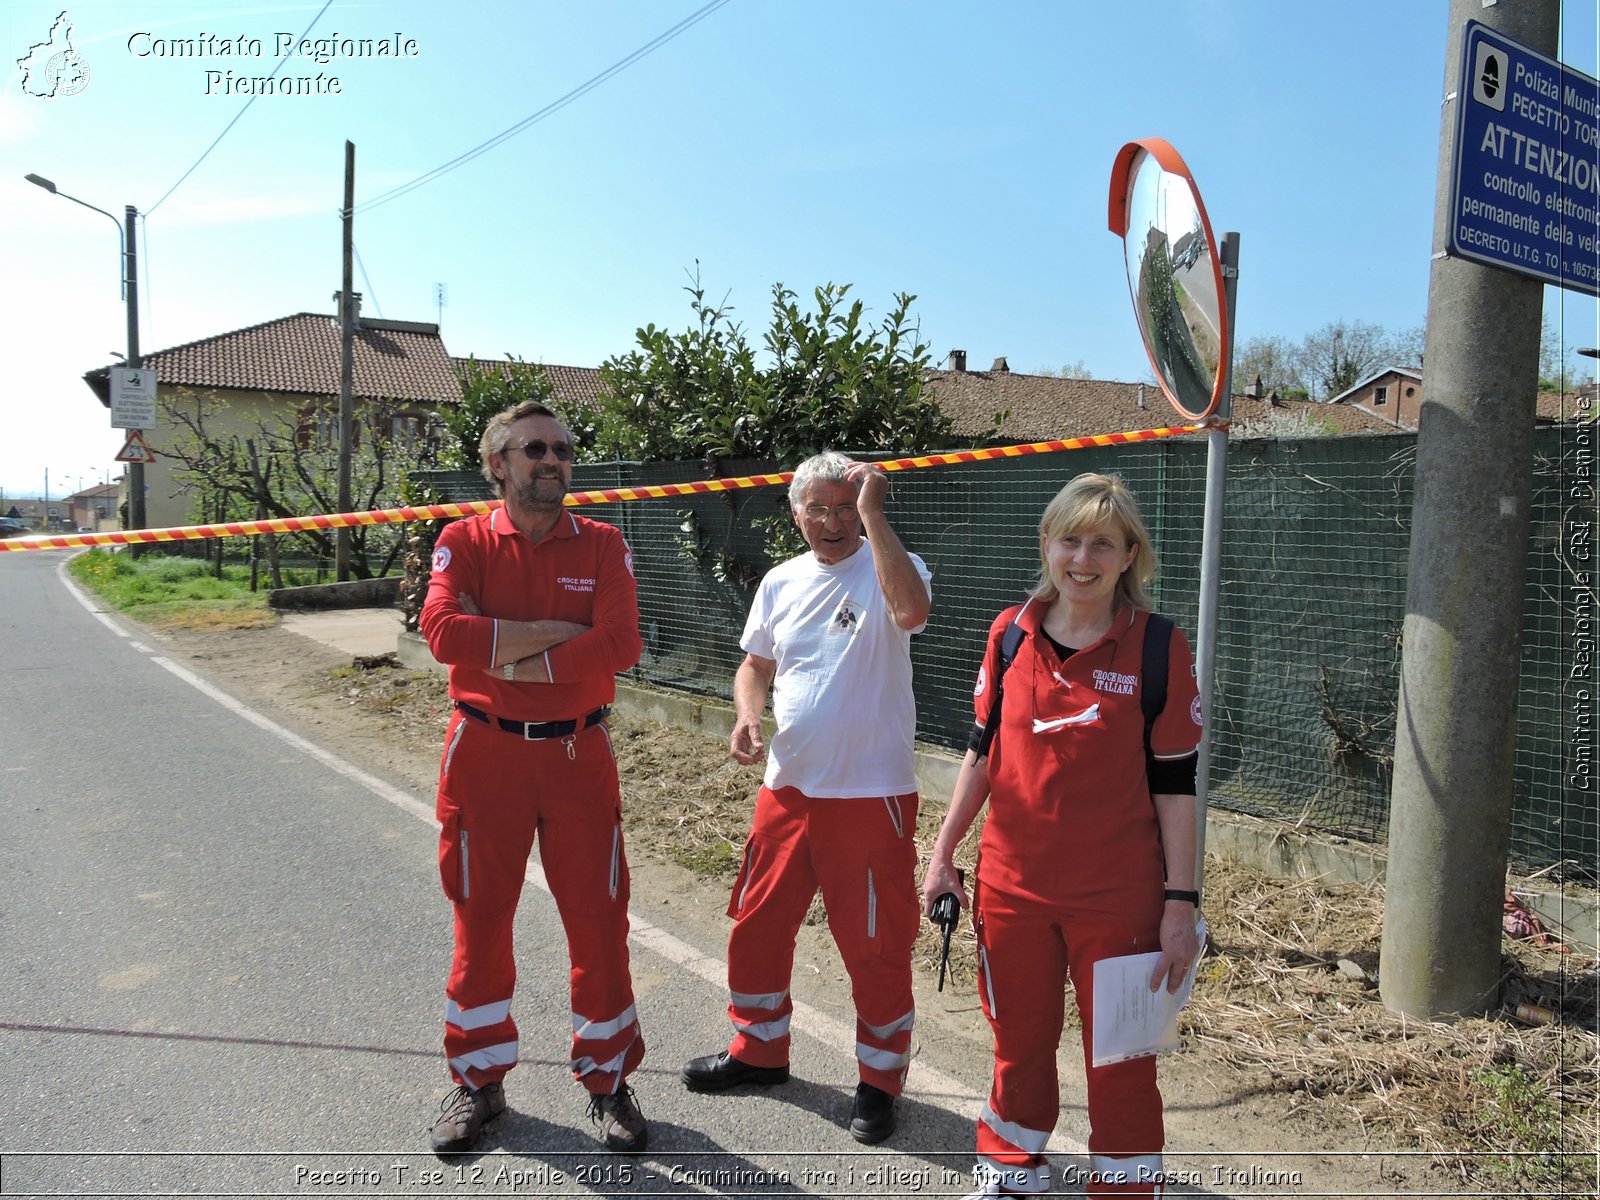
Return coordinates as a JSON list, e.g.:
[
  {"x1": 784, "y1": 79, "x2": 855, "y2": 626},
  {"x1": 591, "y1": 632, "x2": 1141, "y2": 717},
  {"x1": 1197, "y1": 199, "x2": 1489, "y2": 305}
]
[{"x1": 1033, "y1": 472, "x2": 1157, "y2": 611}]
